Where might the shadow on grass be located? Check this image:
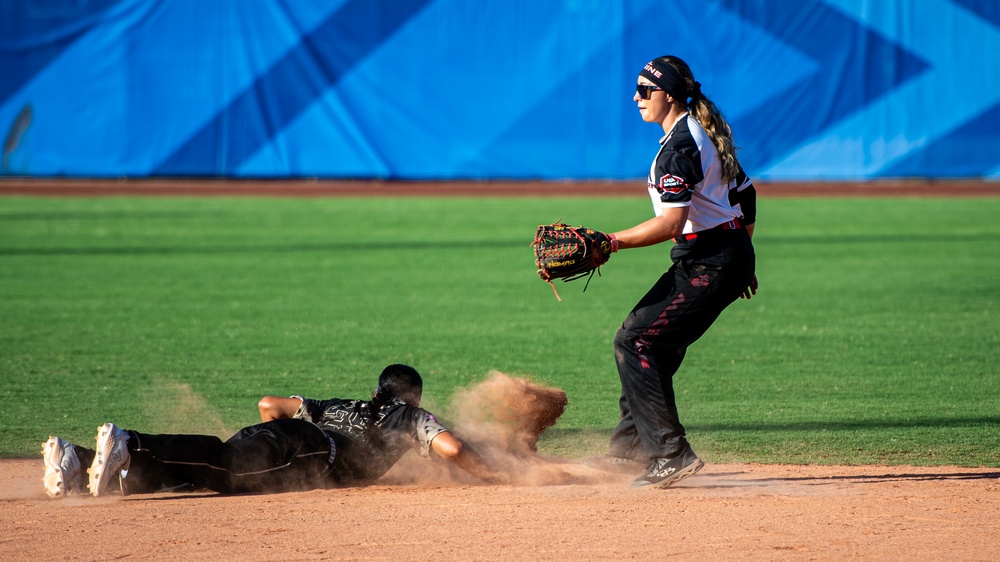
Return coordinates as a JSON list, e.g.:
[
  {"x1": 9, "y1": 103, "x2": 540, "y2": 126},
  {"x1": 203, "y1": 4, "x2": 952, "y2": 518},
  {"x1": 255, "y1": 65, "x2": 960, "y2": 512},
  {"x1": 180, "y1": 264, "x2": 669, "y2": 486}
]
[
  {"x1": 545, "y1": 421, "x2": 1000, "y2": 471},
  {"x1": 0, "y1": 210, "x2": 224, "y2": 221},
  {"x1": 684, "y1": 416, "x2": 1000, "y2": 432},
  {"x1": 548, "y1": 416, "x2": 1000, "y2": 439},
  {"x1": 0, "y1": 239, "x2": 526, "y2": 256},
  {"x1": 761, "y1": 232, "x2": 1000, "y2": 245},
  {"x1": 6, "y1": 231, "x2": 1000, "y2": 257}
]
